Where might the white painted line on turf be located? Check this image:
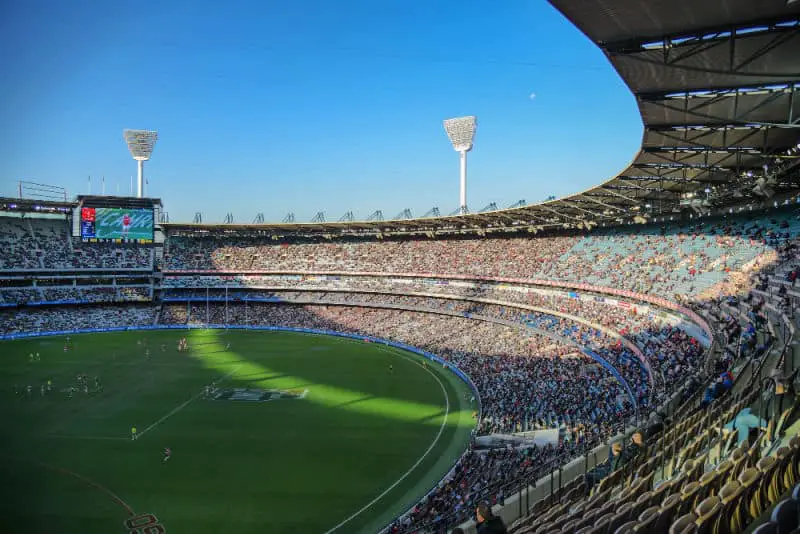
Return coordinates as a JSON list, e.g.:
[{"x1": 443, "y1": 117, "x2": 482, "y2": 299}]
[
  {"x1": 137, "y1": 365, "x2": 241, "y2": 439},
  {"x1": 322, "y1": 349, "x2": 450, "y2": 534}
]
